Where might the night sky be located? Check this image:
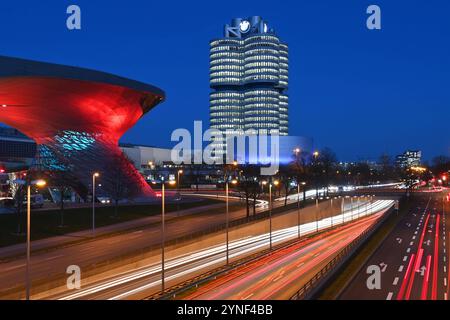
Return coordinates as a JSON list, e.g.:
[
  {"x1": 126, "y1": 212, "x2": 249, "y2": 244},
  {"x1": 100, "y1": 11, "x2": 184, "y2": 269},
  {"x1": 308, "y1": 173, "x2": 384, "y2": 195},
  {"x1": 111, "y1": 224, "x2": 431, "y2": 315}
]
[{"x1": 0, "y1": 0, "x2": 449, "y2": 161}]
